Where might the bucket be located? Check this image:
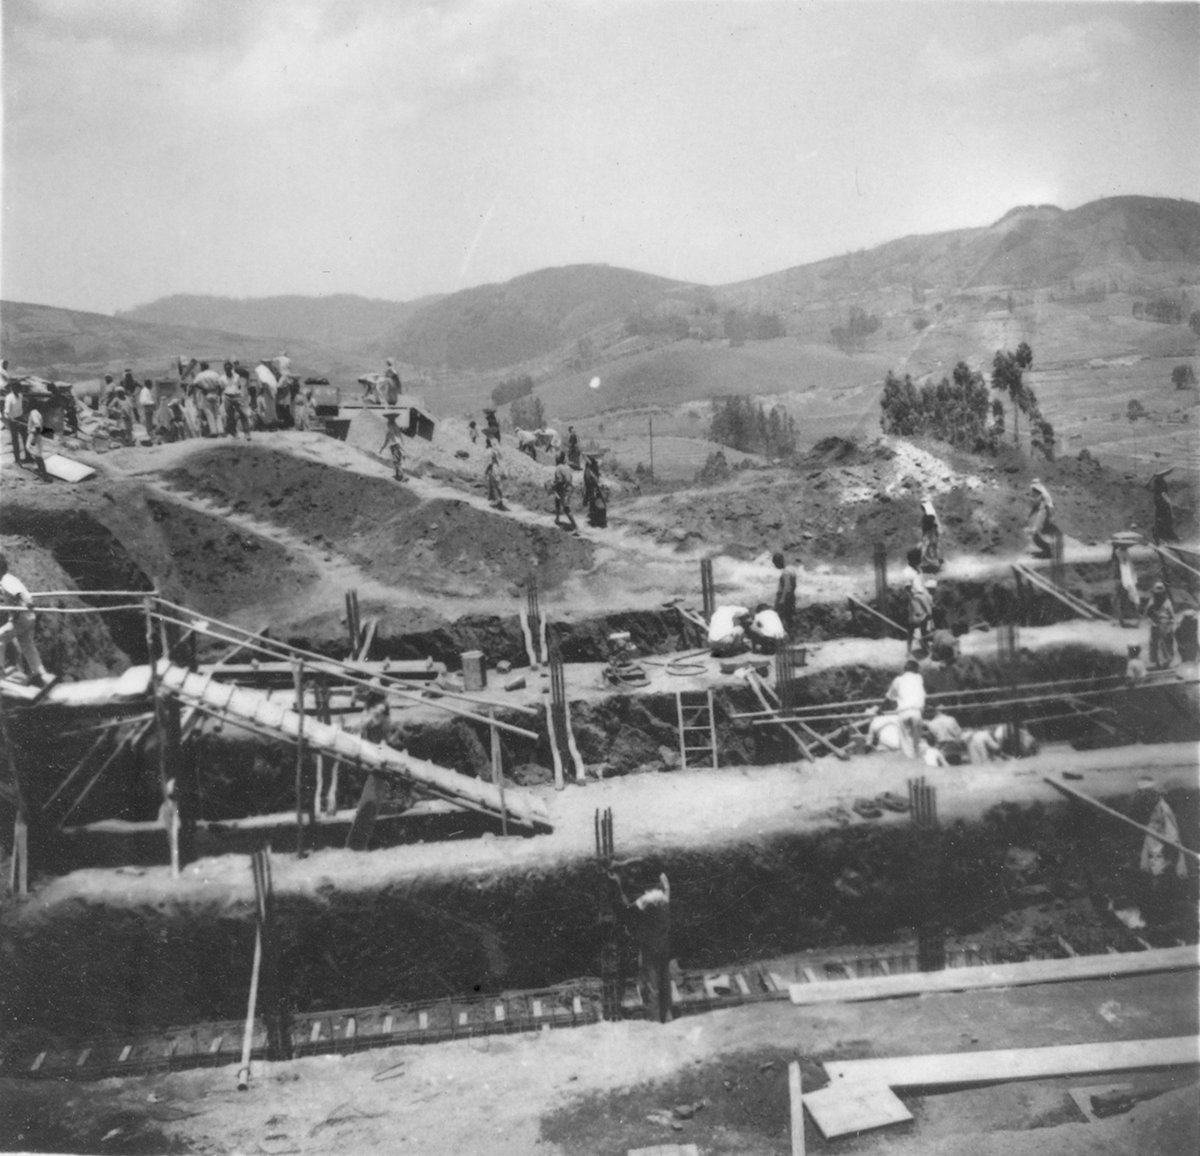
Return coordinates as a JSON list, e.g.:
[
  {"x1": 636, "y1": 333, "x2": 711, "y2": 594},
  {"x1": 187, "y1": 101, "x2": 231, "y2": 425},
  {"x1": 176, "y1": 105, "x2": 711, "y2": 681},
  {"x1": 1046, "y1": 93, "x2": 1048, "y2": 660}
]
[{"x1": 461, "y1": 650, "x2": 487, "y2": 692}]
